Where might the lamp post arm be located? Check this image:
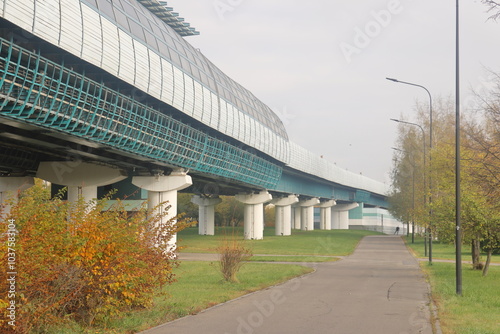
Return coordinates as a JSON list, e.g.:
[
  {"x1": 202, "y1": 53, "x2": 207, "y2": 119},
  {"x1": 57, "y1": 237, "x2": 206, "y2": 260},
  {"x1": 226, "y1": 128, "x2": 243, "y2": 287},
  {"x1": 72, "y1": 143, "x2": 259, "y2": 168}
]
[
  {"x1": 386, "y1": 78, "x2": 433, "y2": 147},
  {"x1": 388, "y1": 77, "x2": 434, "y2": 263}
]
